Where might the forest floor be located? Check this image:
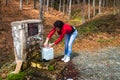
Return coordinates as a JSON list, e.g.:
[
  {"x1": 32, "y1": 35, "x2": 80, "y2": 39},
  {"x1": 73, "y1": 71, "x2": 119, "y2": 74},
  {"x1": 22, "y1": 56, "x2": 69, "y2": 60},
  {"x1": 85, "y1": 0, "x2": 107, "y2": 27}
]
[{"x1": 0, "y1": 0, "x2": 120, "y2": 80}]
